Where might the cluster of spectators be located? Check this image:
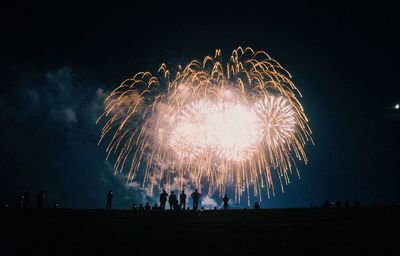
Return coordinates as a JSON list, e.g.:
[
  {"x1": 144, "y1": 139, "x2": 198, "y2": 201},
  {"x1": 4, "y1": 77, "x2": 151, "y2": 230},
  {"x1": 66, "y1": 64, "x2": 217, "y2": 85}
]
[
  {"x1": 105, "y1": 190, "x2": 265, "y2": 211},
  {"x1": 323, "y1": 199, "x2": 360, "y2": 208},
  {"x1": 127, "y1": 189, "x2": 202, "y2": 211},
  {"x1": 17, "y1": 188, "x2": 45, "y2": 208}
]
